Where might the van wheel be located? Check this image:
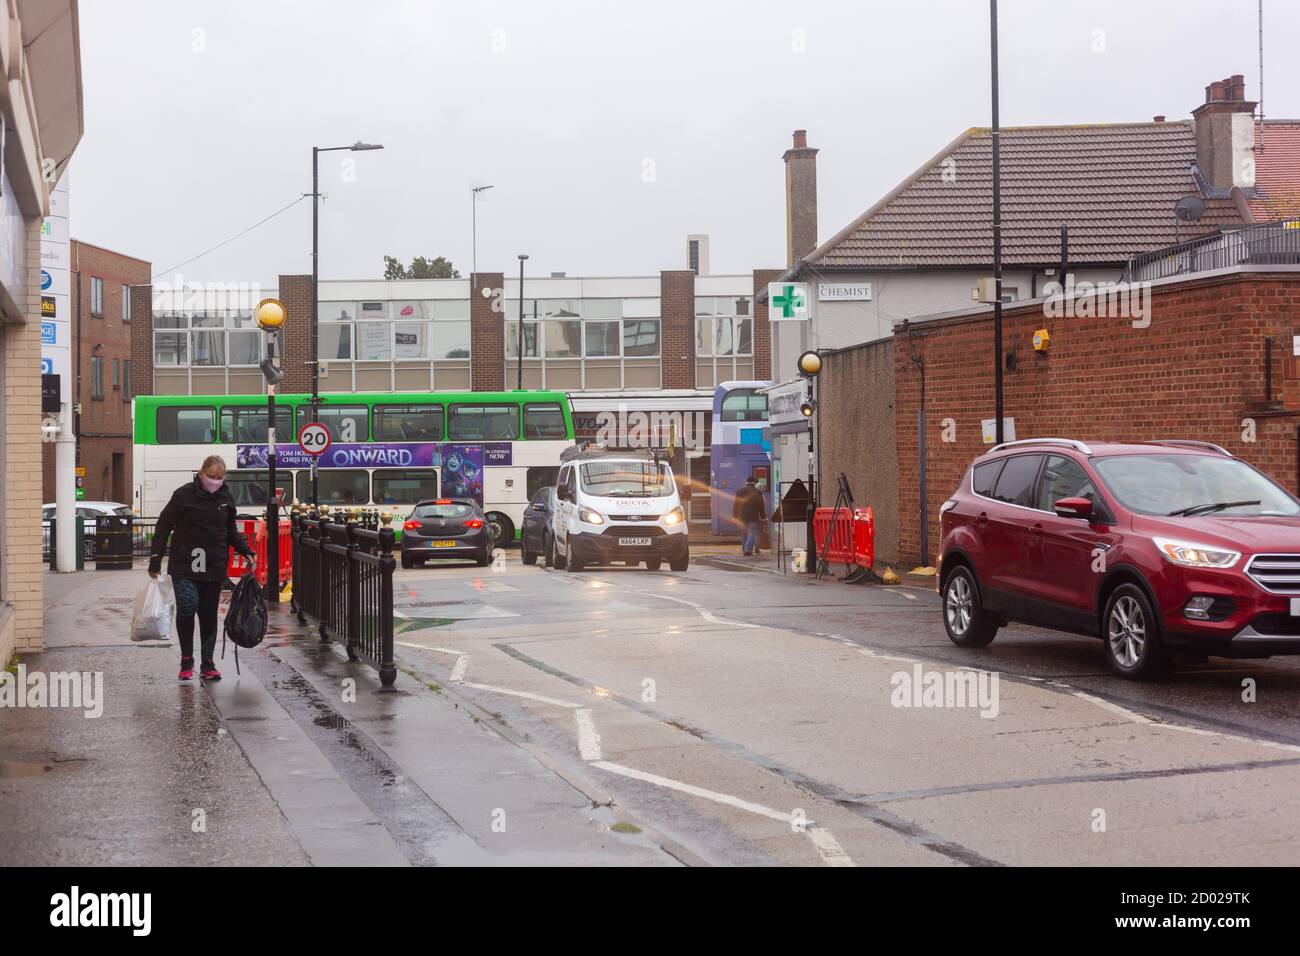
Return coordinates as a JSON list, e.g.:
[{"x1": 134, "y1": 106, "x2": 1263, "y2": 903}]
[
  {"x1": 1103, "y1": 584, "x2": 1172, "y2": 679},
  {"x1": 942, "y1": 565, "x2": 998, "y2": 647},
  {"x1": 669, "y1": 554, "x2": 689, "y2": 572},
  {"x1": 566, "y1": 543, "x2": 585, "y2": 572},
  {"x1": 645, "y1": 558, "x2": 662, "y2": 571},
  {"x1": 551, "y1": 535, "x2": 567, "y2": 570}
]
